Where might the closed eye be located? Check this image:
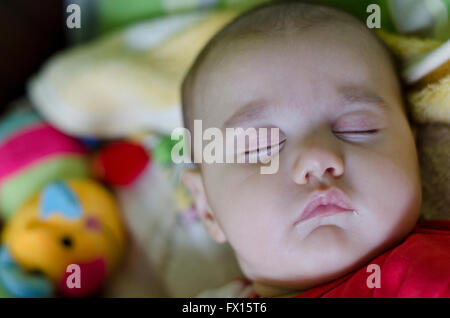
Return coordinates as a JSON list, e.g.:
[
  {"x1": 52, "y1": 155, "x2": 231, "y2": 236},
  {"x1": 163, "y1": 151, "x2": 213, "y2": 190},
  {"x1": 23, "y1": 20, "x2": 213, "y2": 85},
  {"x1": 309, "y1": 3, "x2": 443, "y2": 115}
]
[
  {"x1": 333, "y1": 129, "x2": 380, "y2": 142},
  {"x1": 244, "y1": 138, "x2": 287, "y2": 154},
  {"x1": 334, "y1": 129, "x2": 379, "y2": 134},
  {"x1": 243, "y1": 139, "x2": 287, "y2": 163}
]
